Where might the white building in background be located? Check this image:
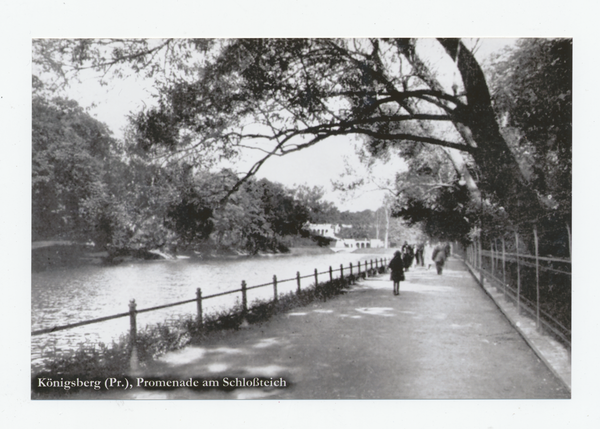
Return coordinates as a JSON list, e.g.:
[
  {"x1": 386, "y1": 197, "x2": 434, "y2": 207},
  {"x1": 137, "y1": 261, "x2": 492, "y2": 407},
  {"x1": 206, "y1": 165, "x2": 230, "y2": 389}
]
[
  {"x1": 330, "y1": 238, "x2": 384, "y2": 250},
  {"x1": 307, "y1": 223, "x2": 384, "y2": 251},
  {"x1": 306, "y1": 223, "x2": 341, "y2": 238}
]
